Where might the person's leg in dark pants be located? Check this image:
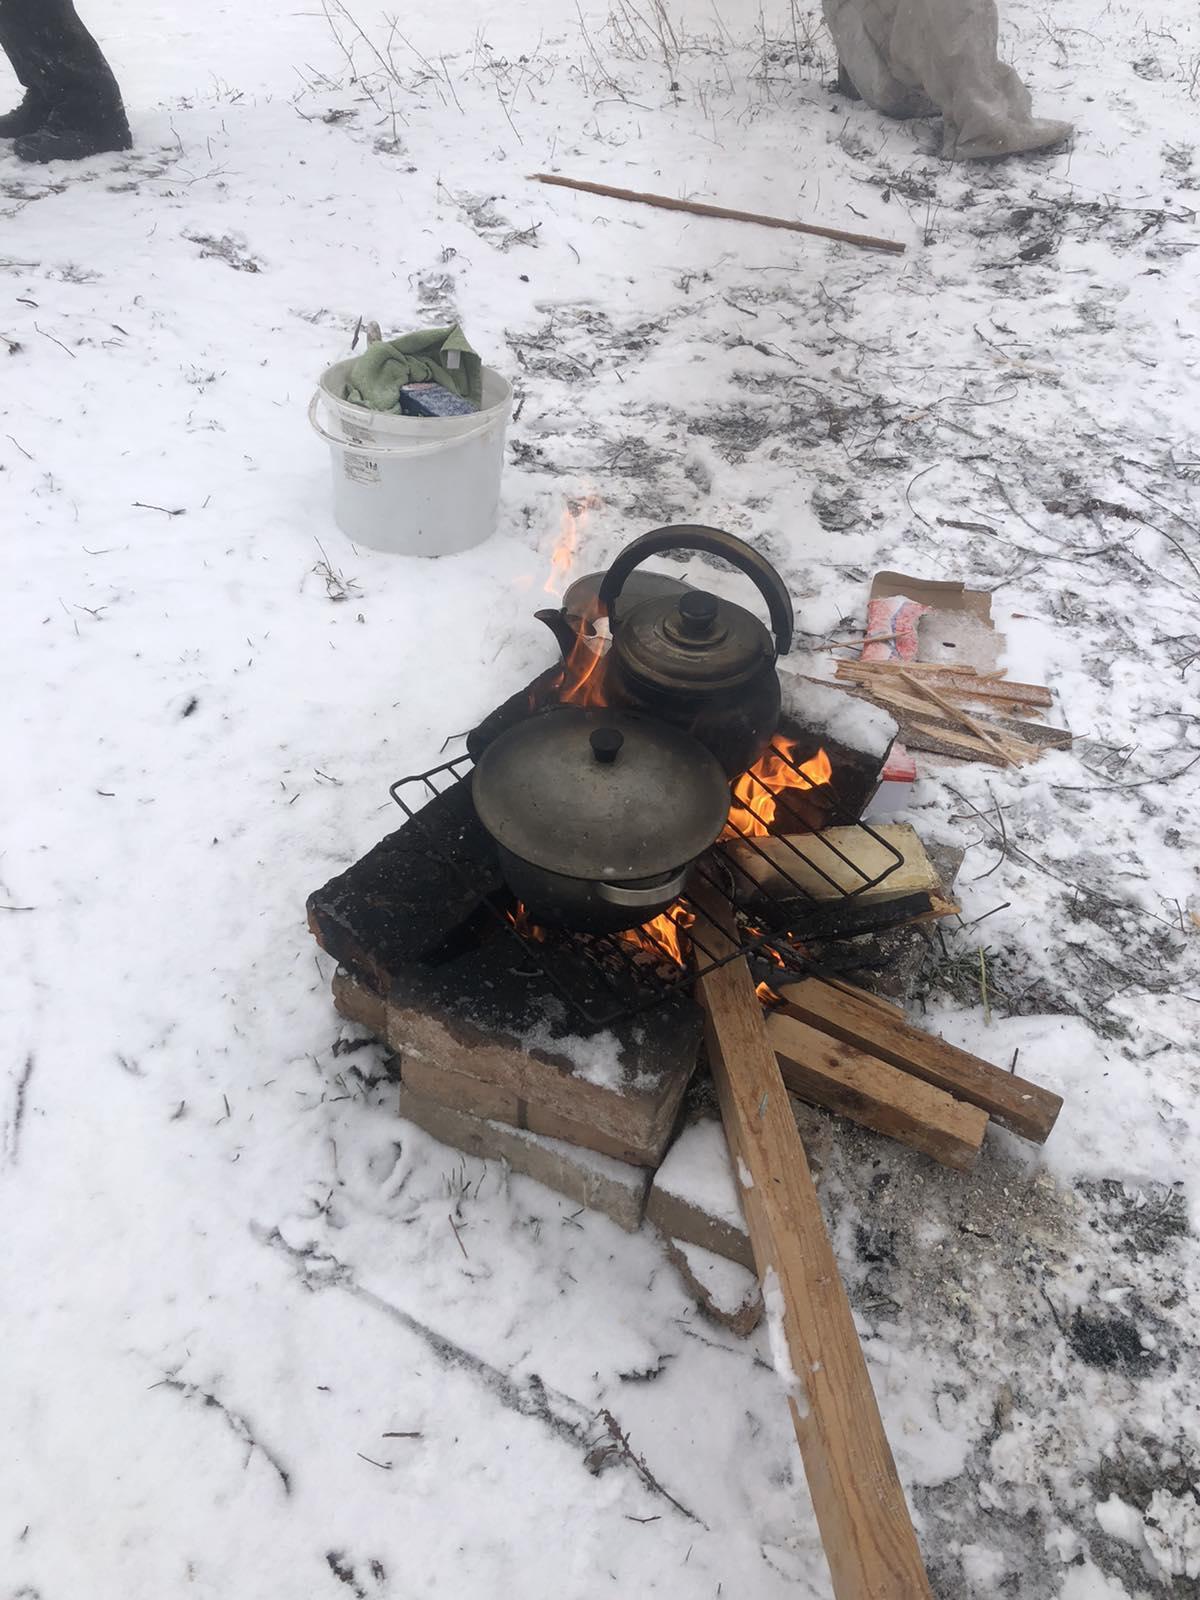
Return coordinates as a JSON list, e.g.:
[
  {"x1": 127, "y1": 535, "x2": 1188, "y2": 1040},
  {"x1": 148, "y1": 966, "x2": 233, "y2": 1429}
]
[{"x1": 0, "y1": 0, "x2": 130, "y2": 160}]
